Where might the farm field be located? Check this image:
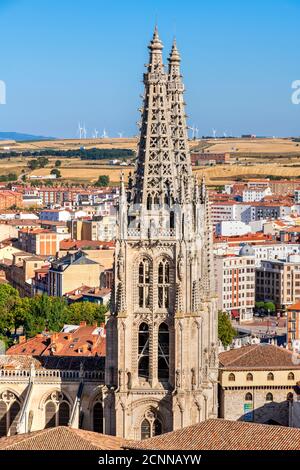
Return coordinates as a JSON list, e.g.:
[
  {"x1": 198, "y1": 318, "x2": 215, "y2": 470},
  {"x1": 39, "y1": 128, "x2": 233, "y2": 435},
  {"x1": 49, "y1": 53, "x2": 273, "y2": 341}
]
[{"x1": 0, "y1": 137, "x2": 300, "y2": 185}]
